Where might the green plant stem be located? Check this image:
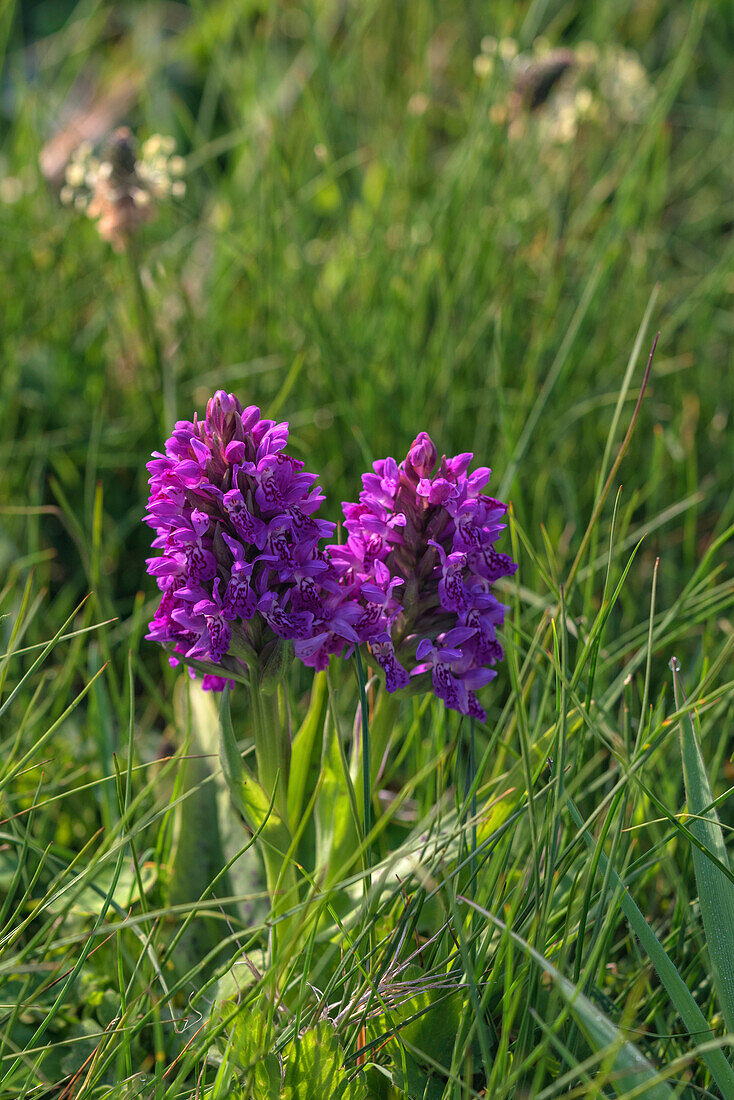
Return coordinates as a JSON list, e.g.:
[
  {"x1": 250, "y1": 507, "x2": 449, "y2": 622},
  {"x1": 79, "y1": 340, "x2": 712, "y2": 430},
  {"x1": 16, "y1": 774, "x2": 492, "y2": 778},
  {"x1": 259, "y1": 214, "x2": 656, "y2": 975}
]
[
  {"x1": 366, "y1": 687, "x2": 400, "y2": 793},
  {"x1": 354, "y1": 649, "x2": 371, "y2": 853},
  {"x1": 246, "y1": 680, "x2": 298, "y2": 951},
  {"x1": 126, "y1": 243, "x2": 175, "y2": 431},
  {"x1": 248, "y1": 679, "x2": 290, "y2": 826}
]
